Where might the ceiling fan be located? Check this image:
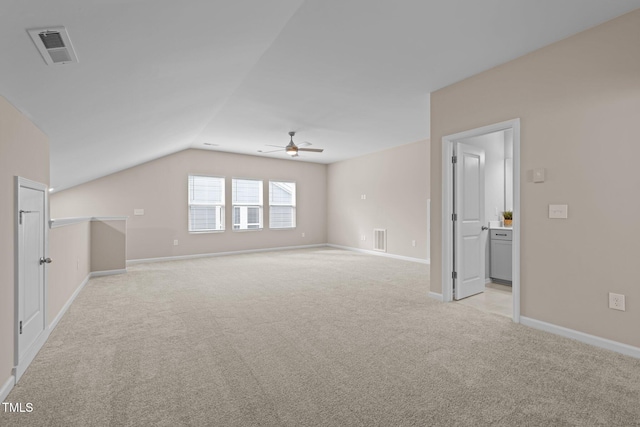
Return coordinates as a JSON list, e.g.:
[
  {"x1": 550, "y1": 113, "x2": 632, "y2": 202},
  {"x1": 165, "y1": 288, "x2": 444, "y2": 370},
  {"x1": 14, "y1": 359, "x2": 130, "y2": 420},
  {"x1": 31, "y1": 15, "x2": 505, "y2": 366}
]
[{"x1": 258, "y1": 131, "x2": 324, "y2": 157}]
